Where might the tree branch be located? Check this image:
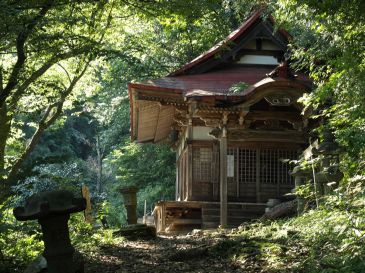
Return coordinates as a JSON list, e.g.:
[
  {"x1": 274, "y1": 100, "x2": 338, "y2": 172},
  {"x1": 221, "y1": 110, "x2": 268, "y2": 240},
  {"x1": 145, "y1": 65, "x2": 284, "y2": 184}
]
[
  {"x1": 0, "y1": 2, "x2": 52, "y2": 105},
  {"x1": 9, "y1": 47, "x2": 94, "y2": 108},
  {"x1": 57, "y1": 63, "x2": 72, "y2": 85},
  {"x1": 5, "y1": 58, "x2": 91, "y2": 187}
]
